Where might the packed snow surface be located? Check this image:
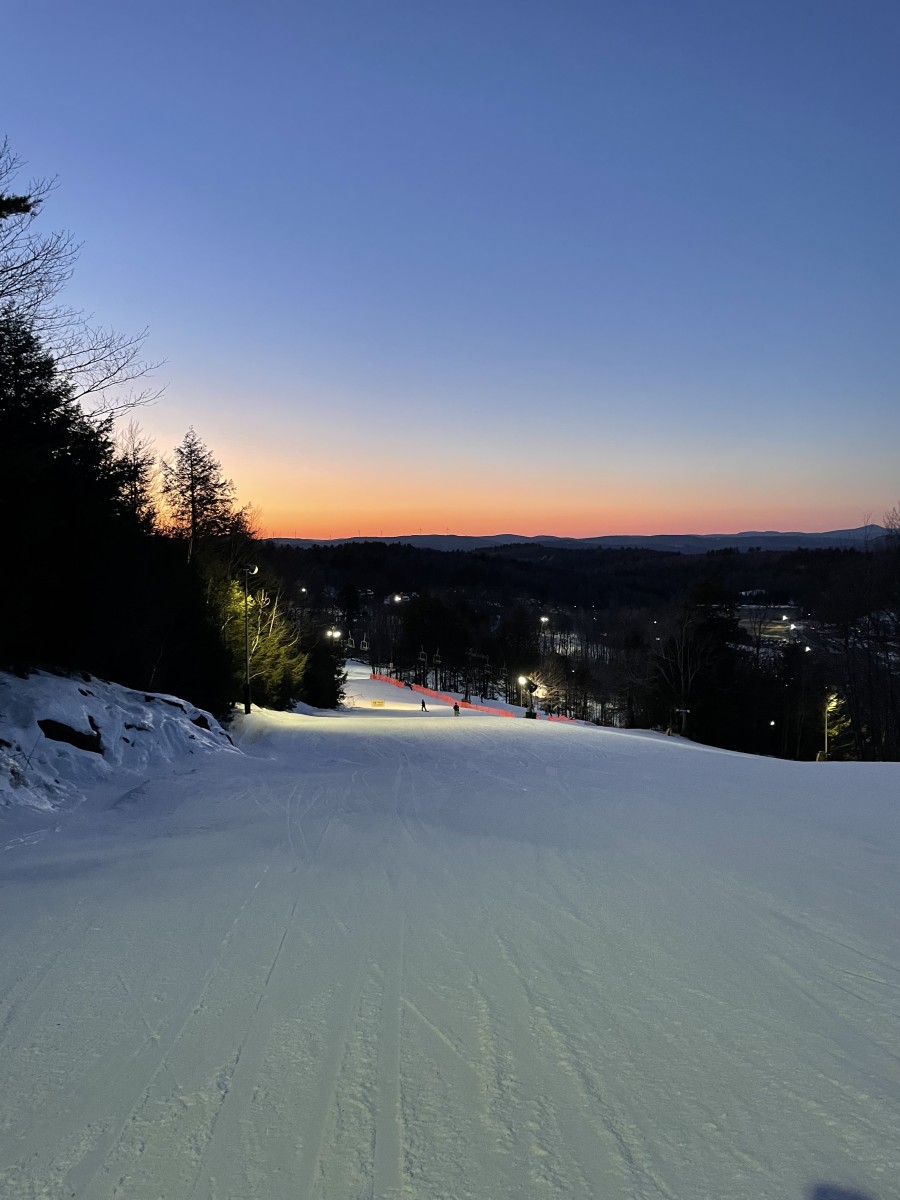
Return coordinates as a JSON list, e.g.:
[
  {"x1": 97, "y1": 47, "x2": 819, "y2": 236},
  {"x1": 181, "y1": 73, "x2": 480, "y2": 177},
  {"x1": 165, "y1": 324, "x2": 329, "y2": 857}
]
[{"x1": 0, "y1": 664, "x2": 898, "y2": 1199}]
